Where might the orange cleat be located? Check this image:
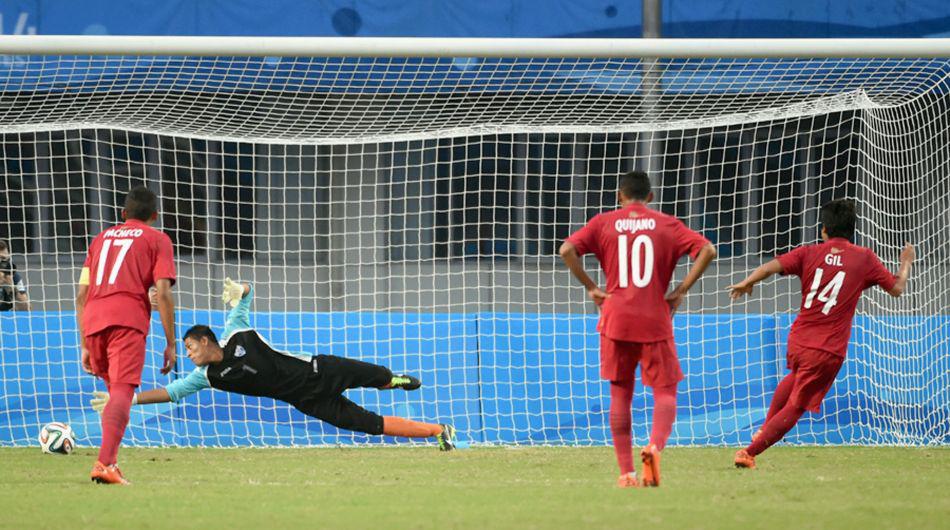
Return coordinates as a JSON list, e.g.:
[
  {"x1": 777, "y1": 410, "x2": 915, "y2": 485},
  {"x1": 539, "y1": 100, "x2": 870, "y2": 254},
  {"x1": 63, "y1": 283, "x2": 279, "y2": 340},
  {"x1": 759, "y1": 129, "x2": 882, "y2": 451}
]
[
  {"x1": 616, "y1": 472, "x2": 639, "y2": 488},
  {"x1": 640, "y1": 444, "x2": 661, "y2": 487},
  {"x1": 734, "y1": 449, "x2": 756, "y2": 469},
  {"x1": 90, "y1": 461, "x2": 131, "y2": 485}
]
